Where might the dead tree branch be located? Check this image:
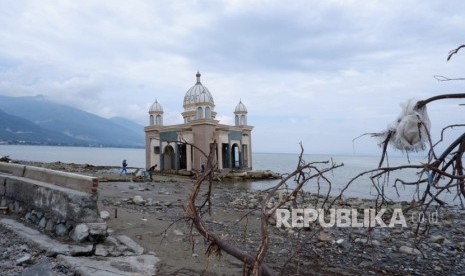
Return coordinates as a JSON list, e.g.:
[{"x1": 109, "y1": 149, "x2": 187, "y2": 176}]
[
  {"x1": 182, "y1": 141, "x2": 342, "y2": 275},
  {"x1": 447, "y1": 44, "x2": 465, "y2": 61}
]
